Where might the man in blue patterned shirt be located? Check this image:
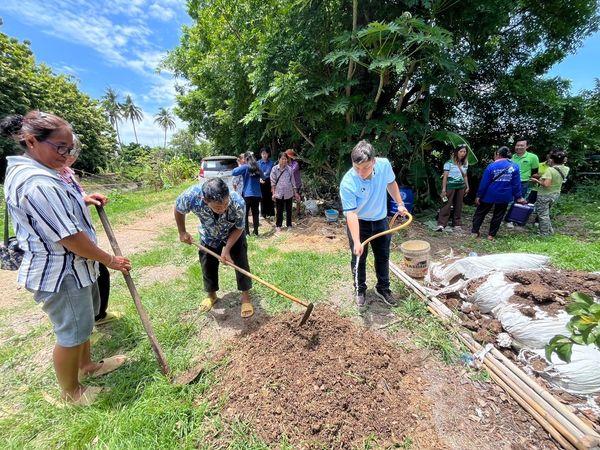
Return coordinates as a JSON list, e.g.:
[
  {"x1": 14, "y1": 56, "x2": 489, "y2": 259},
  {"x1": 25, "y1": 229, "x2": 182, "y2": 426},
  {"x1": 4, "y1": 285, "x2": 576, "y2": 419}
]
[{"x1": 174, "y1": 178, "x2": 254, "y2": 317}]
